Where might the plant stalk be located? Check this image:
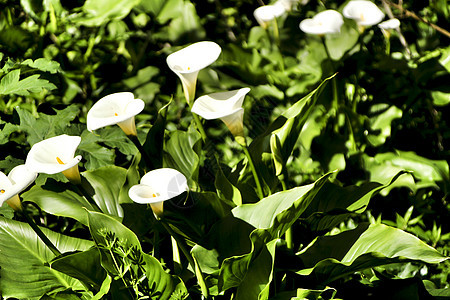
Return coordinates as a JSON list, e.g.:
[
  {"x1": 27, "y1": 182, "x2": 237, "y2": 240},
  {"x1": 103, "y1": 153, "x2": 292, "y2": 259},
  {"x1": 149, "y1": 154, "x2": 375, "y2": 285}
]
[
  {"x1": 160, "y1": 220, "x2": 210, "y2": 299},
  {"x1": 241, "y1": 144, "x2": 264, "y2": 199},
  {"x1": 188, "y1": 102, "x2": 208, "y2": 142}
]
